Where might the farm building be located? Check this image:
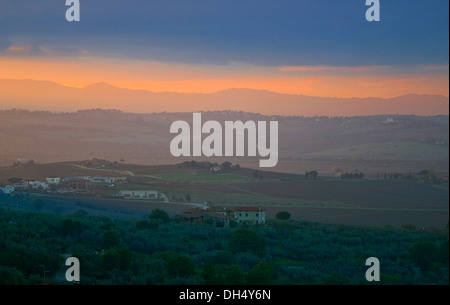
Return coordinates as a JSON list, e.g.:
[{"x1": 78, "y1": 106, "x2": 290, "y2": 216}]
[
  {"x1": 46, "y1": 177, "x2": 61, "y2": 184},
  {"x1": 90, "y1": 176, "x2": 115, "y2": 184},
  {"x1": 180, "y1": 208, "x2": 207, "y2": 223},
  {"x1": 178, "y1": 207, "x2": 233, "y2": 227},
  {"x1": 91, "y1": 176, "x2": 127, "y2": 184},
  {"x1": 208, "y1": 206, "x2": 234, "y2": 218},
  {"x1": 113, "y1": 177, "x2": 128, "y2": 184},
  {"x1": 63, "y1": 176, "x2": 90, "y2": 182},
  {"x1": 24, "y1": 180, "x2": 49, "y2": 191},
  {"x1": 64, "y1": 179, "x2": 90, "y2": 191},
  {"x1": 119, "y1": 190, "x2": 159, "y2": 199},
  {"x1": 0, "y1": 185, "x2": 15, "y2": 194},
  {"x1": 234, "y1": 207, "x2": 266, "y2": 224}
]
